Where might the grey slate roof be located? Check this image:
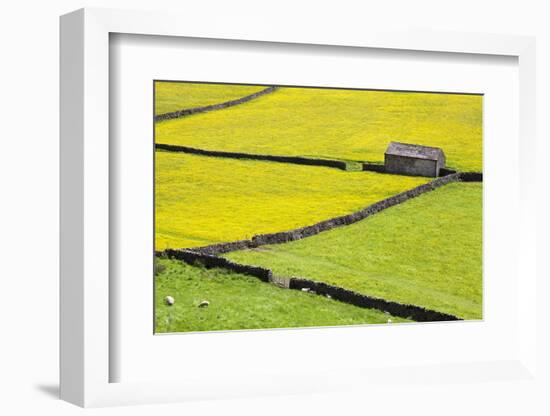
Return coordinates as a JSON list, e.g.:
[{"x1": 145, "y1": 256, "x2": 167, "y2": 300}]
[{"x1": 385, "y1": 141, "x2": 445, "y2": 161}]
